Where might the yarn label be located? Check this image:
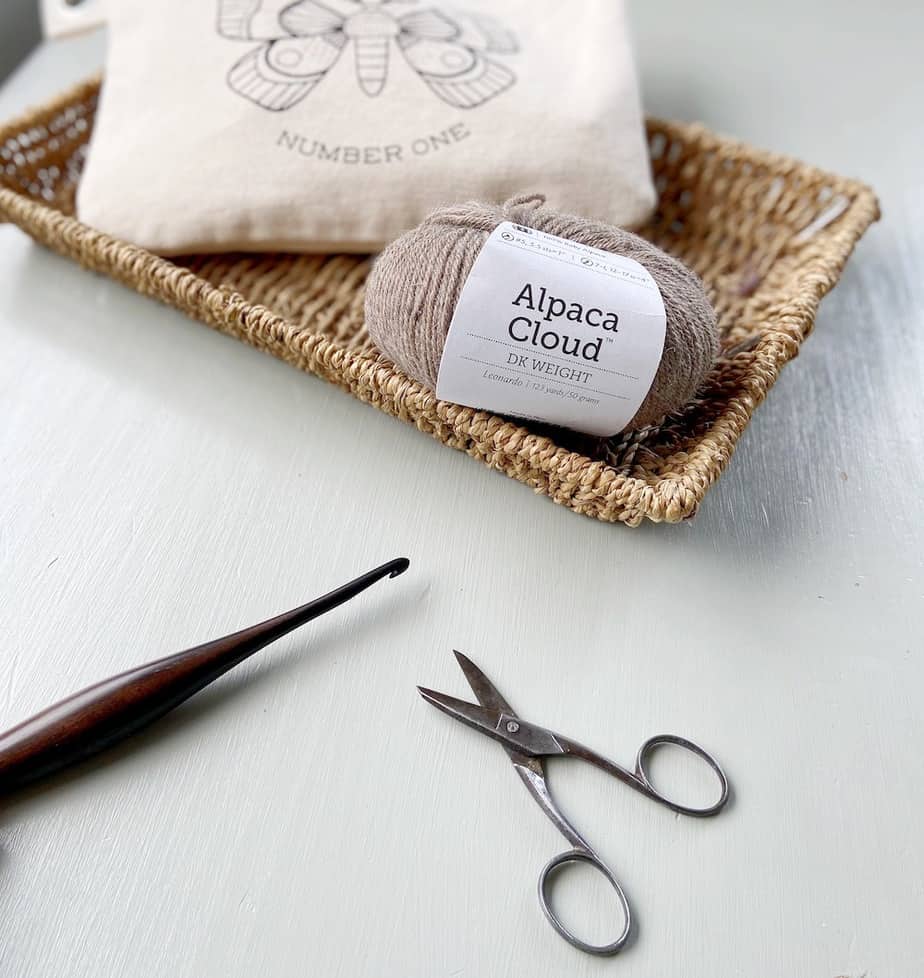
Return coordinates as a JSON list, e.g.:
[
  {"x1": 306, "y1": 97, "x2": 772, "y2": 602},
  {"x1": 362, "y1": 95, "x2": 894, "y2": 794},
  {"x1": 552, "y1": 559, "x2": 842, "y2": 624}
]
[{"x1": 435, "y1": 222, "x2": 667, "y2": 436}]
